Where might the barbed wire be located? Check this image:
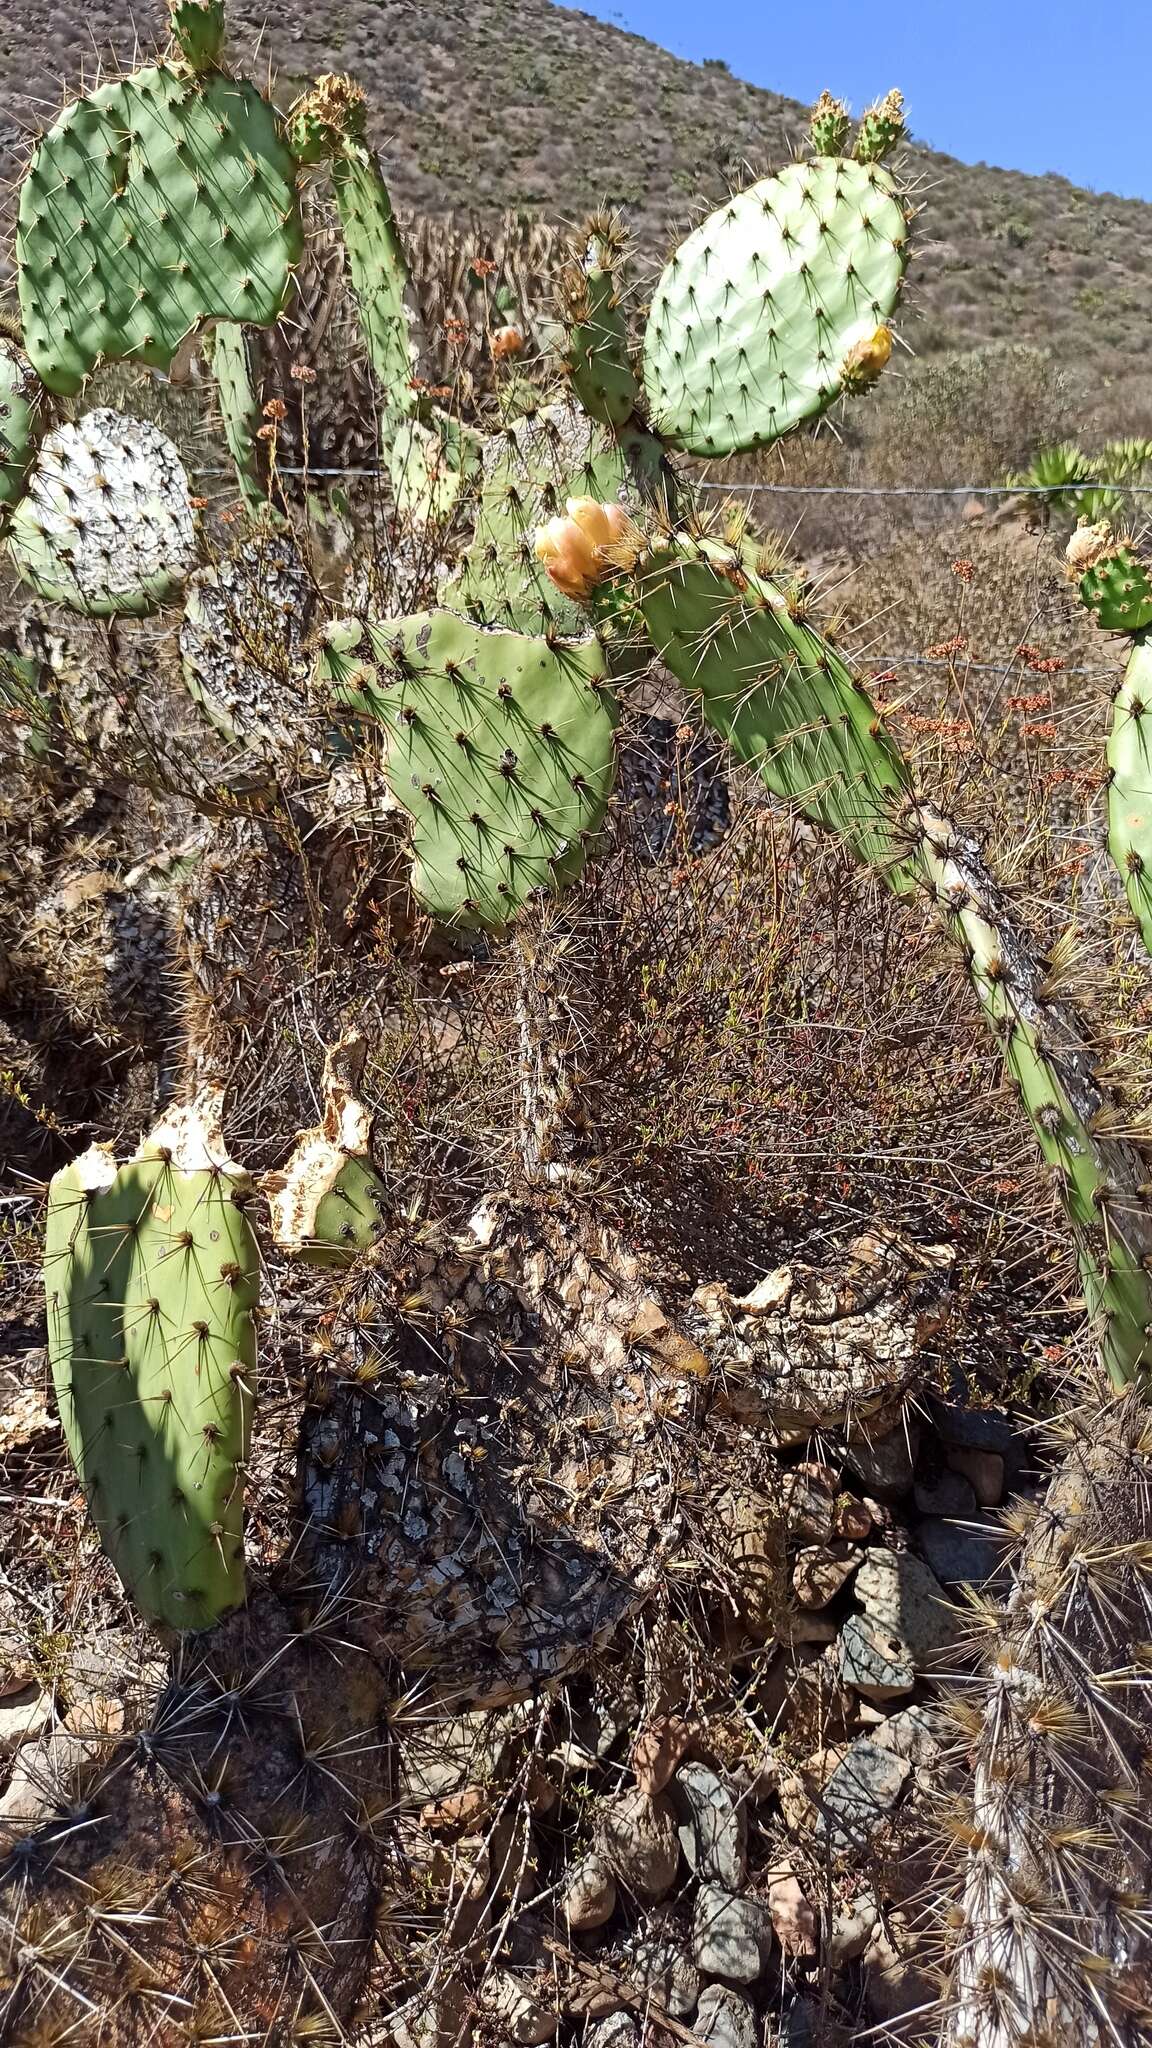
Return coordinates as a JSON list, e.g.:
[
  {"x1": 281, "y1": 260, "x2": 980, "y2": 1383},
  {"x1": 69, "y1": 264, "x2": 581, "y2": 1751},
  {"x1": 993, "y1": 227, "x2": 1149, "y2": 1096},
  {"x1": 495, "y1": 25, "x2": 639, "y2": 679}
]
[{"x1": 189, "y1": 465, "x2": 1152, "y2": 495}]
